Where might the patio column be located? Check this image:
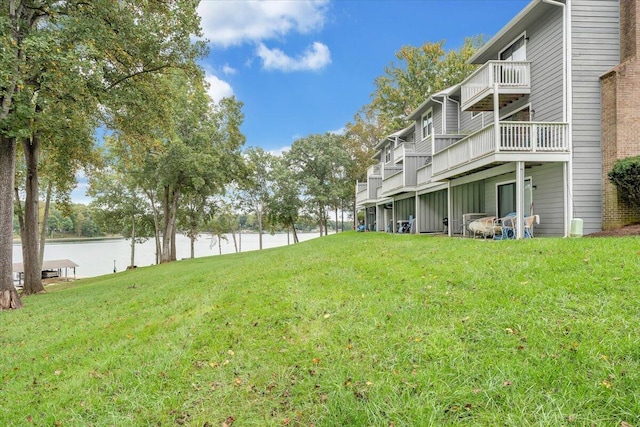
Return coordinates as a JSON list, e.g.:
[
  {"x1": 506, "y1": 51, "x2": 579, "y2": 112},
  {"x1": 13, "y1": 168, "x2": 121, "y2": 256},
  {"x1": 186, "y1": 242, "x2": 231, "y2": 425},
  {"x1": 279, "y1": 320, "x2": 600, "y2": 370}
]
[
  {"x1": 516, "y1": 161, "x2": 525, "y2": 239},
  {"x1": 415, "y1": 192, "x2": 420, "y2": 234},
  {"x1": 447, "y1": 182, "x2": 453, "y2": 237},
  {"x1": 391, "y1": 200, "x2": 396, "y2": 234}
]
